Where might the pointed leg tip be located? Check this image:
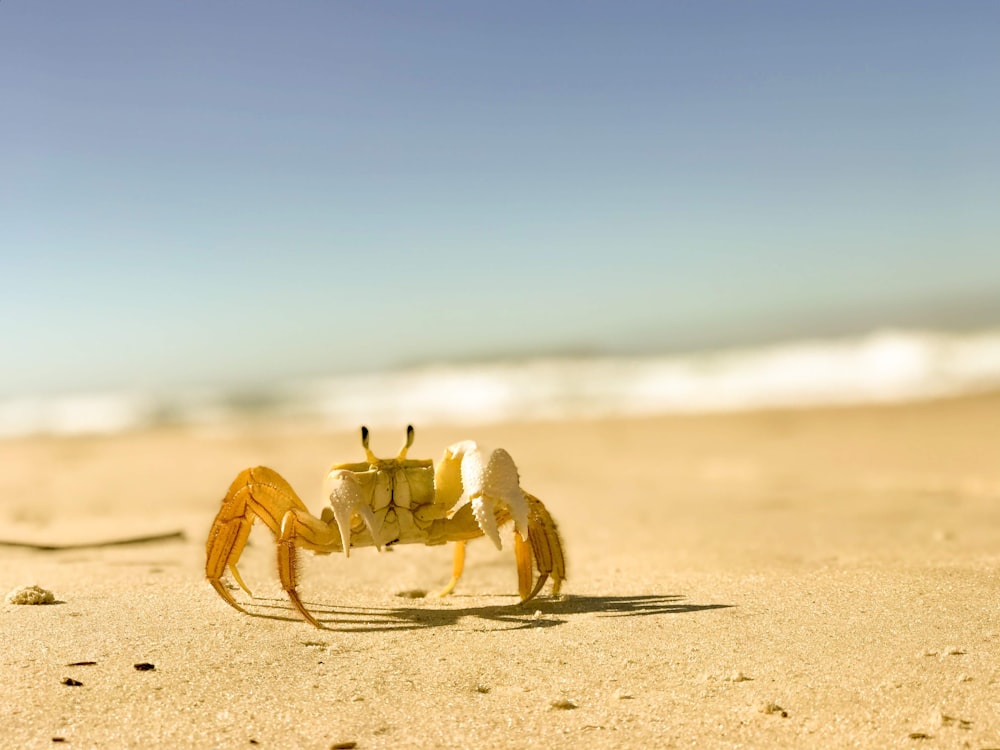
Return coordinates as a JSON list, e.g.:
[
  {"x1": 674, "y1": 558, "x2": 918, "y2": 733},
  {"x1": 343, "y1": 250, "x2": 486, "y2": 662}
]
[
  {"x1": 229, "y1": 564, "x2": 254, "y2": 597},
  {"x1": 286, "y1": 588, "x2": 324, "y2": 628},
  {"x1": 521, "y1": 574, "x2": 549, "y2": 603},
  {"x1": 209, "y1": 578, "x2": 250, "y2": 615}
]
